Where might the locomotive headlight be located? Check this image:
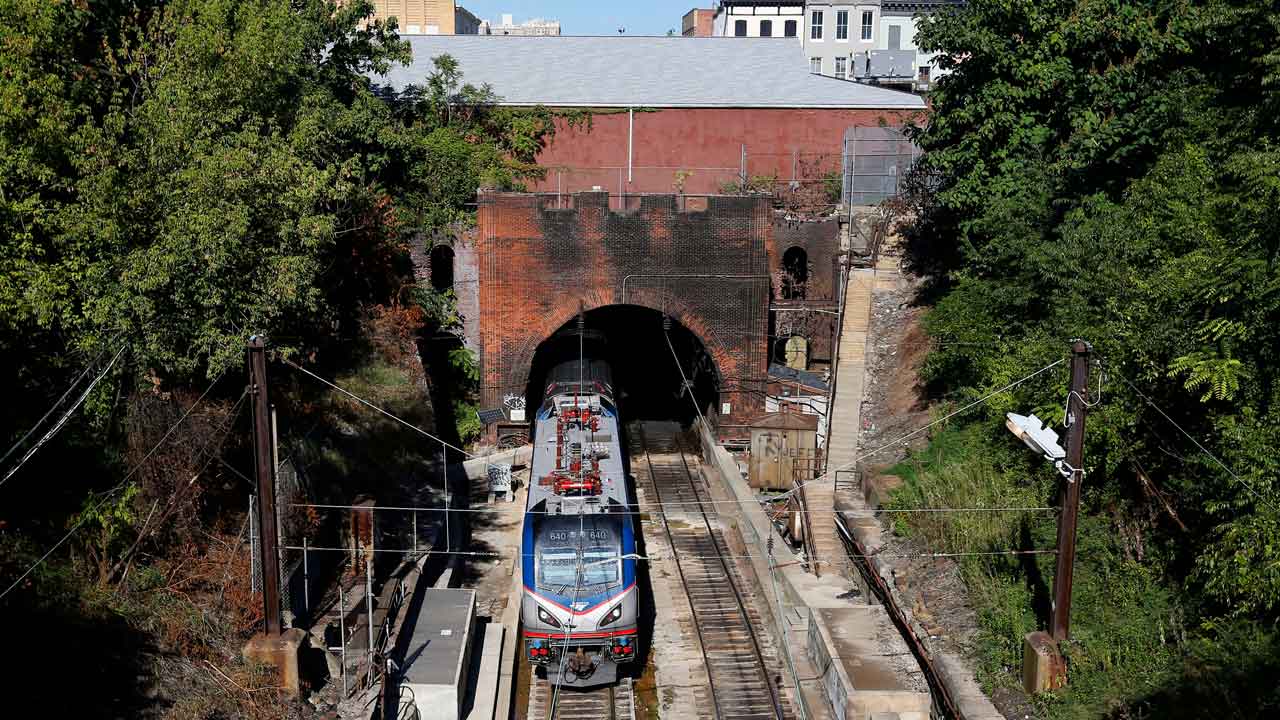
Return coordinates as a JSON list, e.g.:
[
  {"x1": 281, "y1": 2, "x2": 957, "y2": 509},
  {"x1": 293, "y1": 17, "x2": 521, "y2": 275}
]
[
  {"x1": 598, "y1": 602, "x2": 624, "y2": 628},
  {"x1": 536, "y1": 605, "x2": 562, "y2": 628}
]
